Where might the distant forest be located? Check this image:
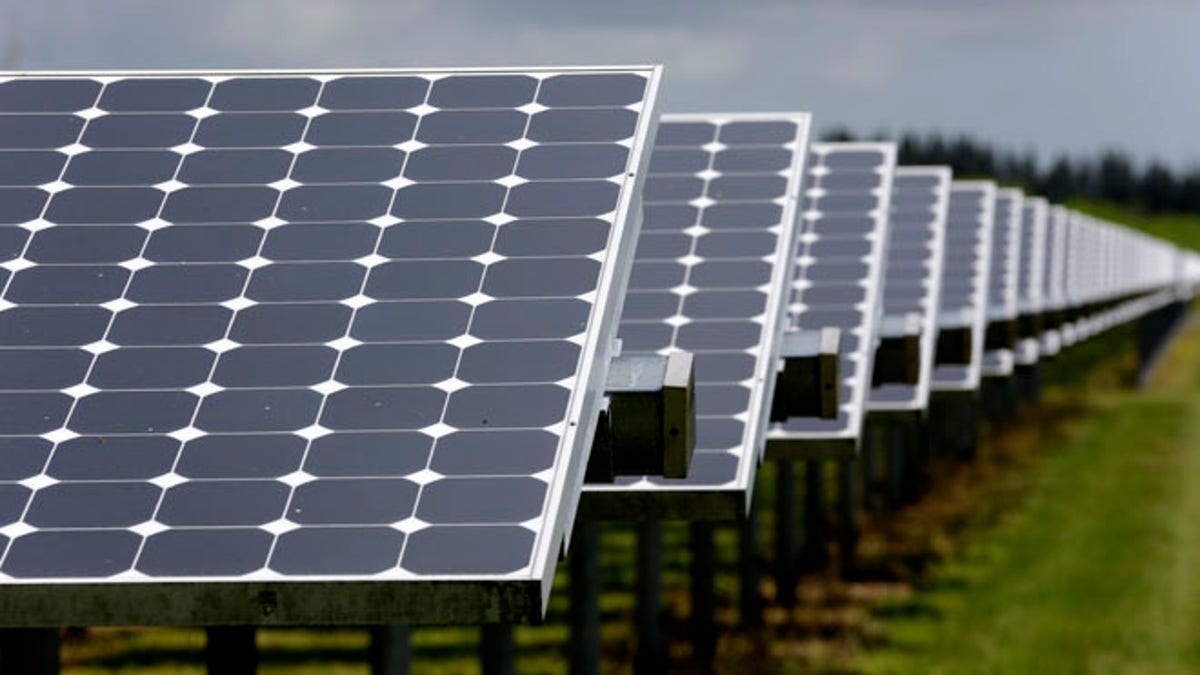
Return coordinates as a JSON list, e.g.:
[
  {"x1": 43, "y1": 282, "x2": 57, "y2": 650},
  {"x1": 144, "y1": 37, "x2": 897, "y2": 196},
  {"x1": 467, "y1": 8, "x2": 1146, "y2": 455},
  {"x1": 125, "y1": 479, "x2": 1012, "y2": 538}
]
[{"x1": 822, "y1": 129, "x2": 1200, "y2": 214}]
